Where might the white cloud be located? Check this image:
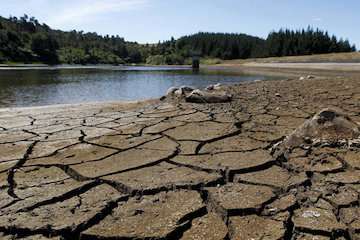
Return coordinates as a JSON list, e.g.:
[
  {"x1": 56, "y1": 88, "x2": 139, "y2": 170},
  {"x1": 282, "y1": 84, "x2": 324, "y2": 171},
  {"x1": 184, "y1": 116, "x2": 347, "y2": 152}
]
[{"x1": 46, "y1": 0, "x2": 149, "y2": 28}]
